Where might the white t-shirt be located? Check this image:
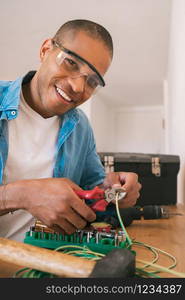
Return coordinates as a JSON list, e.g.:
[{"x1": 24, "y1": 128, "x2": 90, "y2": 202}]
[{"x1": 0, "y1": 91, "x2": 60, "y2": 241}]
